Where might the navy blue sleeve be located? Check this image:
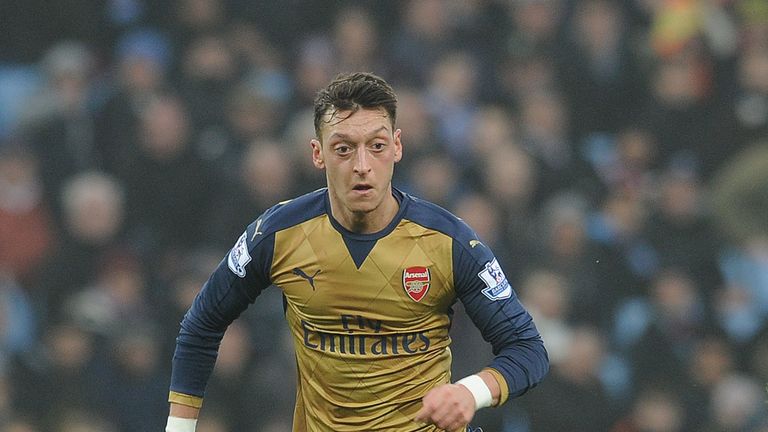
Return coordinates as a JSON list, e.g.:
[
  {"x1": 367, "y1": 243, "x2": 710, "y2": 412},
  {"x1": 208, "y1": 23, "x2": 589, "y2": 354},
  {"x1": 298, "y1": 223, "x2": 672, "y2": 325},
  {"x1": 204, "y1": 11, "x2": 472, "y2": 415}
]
[
  {"x1": 169, "y1": 191, "x2": 327, "y2": 400},
  {"x1": 170, "y1": 217, "x2": 274, "y2": 398},
  {"x1": 453, "y1": 239, "x2": 549, "y2": 400}
]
